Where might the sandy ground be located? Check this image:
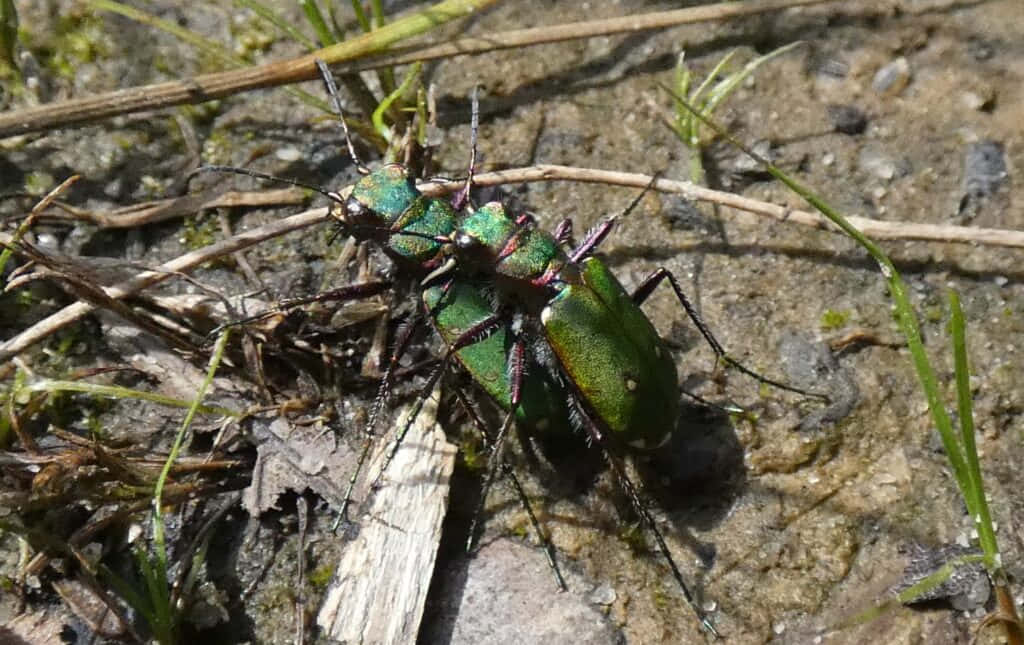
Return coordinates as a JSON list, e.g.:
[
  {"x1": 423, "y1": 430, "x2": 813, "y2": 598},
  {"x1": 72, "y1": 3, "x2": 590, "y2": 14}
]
[{"x1": 1, "y1": 1, "x2": 1022, "y2": 643}]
